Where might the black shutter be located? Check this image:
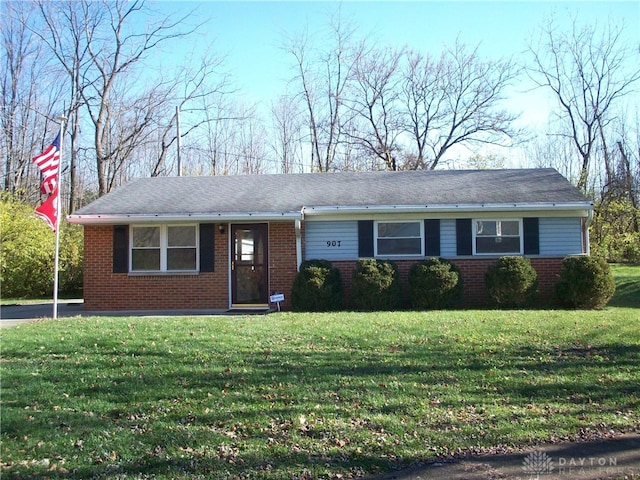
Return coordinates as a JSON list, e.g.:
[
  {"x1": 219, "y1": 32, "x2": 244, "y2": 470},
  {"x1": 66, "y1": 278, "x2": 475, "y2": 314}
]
[
  {"x1": 425, "y1": 219, "x2": 440, "y2": 256},
  {"x1": 113, "y1": 225, "x2": 129, "y2": 273},
  {"x1": 199, "y1": 223, "x2": 215, "y2": 272},
  {"x1": 456, "y1": 219, "x2": 473, "y2": 256},
  {"x1": 358, "y1": 220, "x2": 374, "y2": 258},
  {"x1": 523, "y1": 217, "x2": 540, "y2": 255}
]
